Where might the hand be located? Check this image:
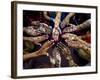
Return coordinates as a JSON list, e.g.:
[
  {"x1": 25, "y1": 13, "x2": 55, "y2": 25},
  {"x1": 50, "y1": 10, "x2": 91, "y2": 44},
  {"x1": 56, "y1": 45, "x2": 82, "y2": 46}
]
[
  {"x1": 50, "y1": 47, "x2": 61, "y2": 67},
  {"x1": 62, "y1": 33, "x2": 79, "y2": 40},
  {"x1": 60, "y1": 19, "x2": 70, "y2": 28},
  {"x1": 52, "y1": 27, "x2": 60, "y2": 41},
  {"x1": 62, "y1": 24, "x2": 77, "y2": 33},
  {"x1": 65, "y1": 39, "x2": 83, "y2": 48},
  {"x1": 62, "y1": 33, "x2": 83, "y2": 48},
  {"x1": 23, "y1": 26, "x2": 41, "y2": 36},
  {"x1": 60, "y1": 13, "x2": 75, "y2": 28},
  {"x1": 39, "y1": 23, "x2": 52, "y2": 34},
  {"x1": 38, "y1": 40, "x2": 55, "y2": 56},
  {"x1": 31, "y1": 21, "x2": 40, "y2": 27},
  {"x1": 57, "y1": 42, "x2": 78, "y2": 66},
  {"x1": 23, "y1": 35, "x2": 49, "y2": 46},
  {"x1": 23, "y1": 40, "x2": 54, "y2": 61},
  {"x1": 57, "y1": 42, "x2": 70, "y2": 55}
]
